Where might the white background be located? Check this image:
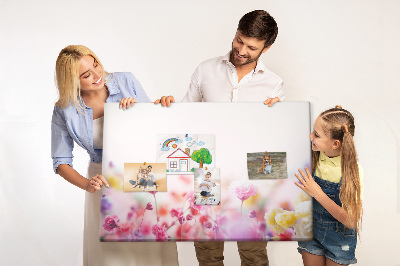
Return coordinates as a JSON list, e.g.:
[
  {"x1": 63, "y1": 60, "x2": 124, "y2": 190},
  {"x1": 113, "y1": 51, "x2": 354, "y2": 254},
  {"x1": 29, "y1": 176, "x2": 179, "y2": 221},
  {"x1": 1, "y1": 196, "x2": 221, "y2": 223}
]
[{"x1": 1, "y1": 0, "x2": 399, "y2": 265}]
